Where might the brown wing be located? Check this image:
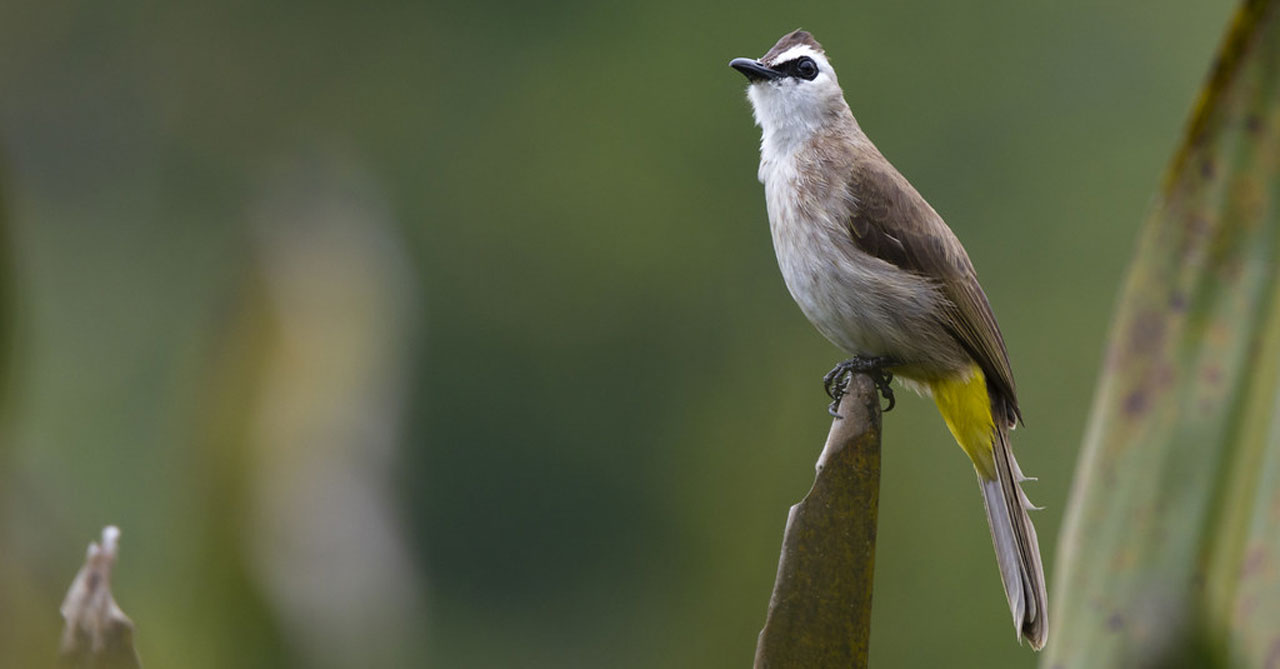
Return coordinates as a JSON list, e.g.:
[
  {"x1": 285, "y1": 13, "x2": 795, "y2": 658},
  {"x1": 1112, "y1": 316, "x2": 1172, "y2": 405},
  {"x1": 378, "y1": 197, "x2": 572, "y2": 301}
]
[{"x1": 847, "y1": 160, "x2": 1022, "y2": 425}]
